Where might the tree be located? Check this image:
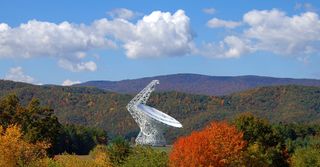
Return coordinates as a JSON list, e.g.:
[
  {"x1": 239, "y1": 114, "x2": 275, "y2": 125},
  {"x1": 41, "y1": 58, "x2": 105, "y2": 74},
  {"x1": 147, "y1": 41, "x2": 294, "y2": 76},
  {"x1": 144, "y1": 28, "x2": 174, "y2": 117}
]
[
  {"x1": 233, "y1": 113, "x2": 281, "y2": 147},
  {"x1": 0, "y1": 94, "x2": 20, "y2": 127},
  {"x1": 233, "y1": 113, "x2": 289, "y2": 167},
  {"x1": 0, "y1": 124, "x2": 49, "y2": 167},
  {"x1": 0, "y1": 95, "x2": 64, "y2": 155},
  {"x1": 63, "y1": 125, "x2": 108, "y2": 155},
  {"x1": 169, "y1": 121, "x2": 246, "y2": 167}
]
